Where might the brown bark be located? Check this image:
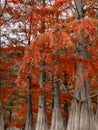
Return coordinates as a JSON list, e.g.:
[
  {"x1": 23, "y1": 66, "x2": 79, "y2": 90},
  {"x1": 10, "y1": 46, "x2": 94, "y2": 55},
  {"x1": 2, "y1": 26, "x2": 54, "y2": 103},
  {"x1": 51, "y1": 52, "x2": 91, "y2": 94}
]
[{"x1": 24, "y1": 76, "x2": 33, "y2": 130}]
